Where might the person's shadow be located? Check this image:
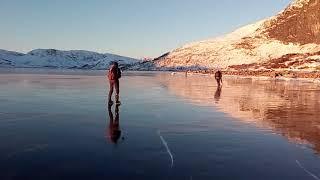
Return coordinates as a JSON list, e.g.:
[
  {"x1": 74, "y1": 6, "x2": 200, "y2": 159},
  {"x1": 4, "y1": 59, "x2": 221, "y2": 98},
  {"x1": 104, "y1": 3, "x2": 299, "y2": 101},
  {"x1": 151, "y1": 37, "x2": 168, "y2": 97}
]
[
  {"x1": 214, "y1": 86, "x2": 222, "y2": 103},
  {"x1": 107, "y1": 104, "x2": 122, "y2": 144}
]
